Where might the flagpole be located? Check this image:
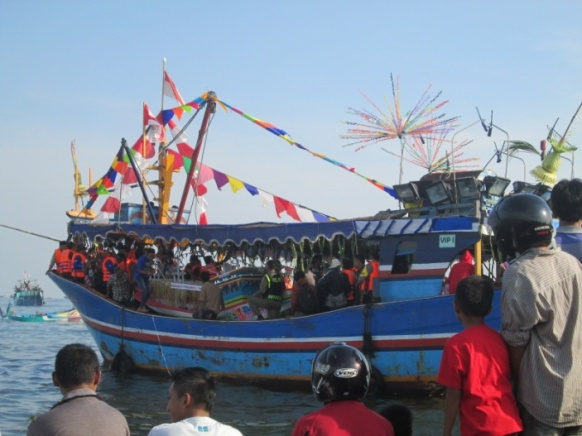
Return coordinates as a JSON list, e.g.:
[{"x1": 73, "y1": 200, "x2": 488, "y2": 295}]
[
  {"x1": 176, "y1": 93, "x2": 216, "y2": 224},
  {"x1": 158, "y1": 57, "x2": 170, "y2": 224}
]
